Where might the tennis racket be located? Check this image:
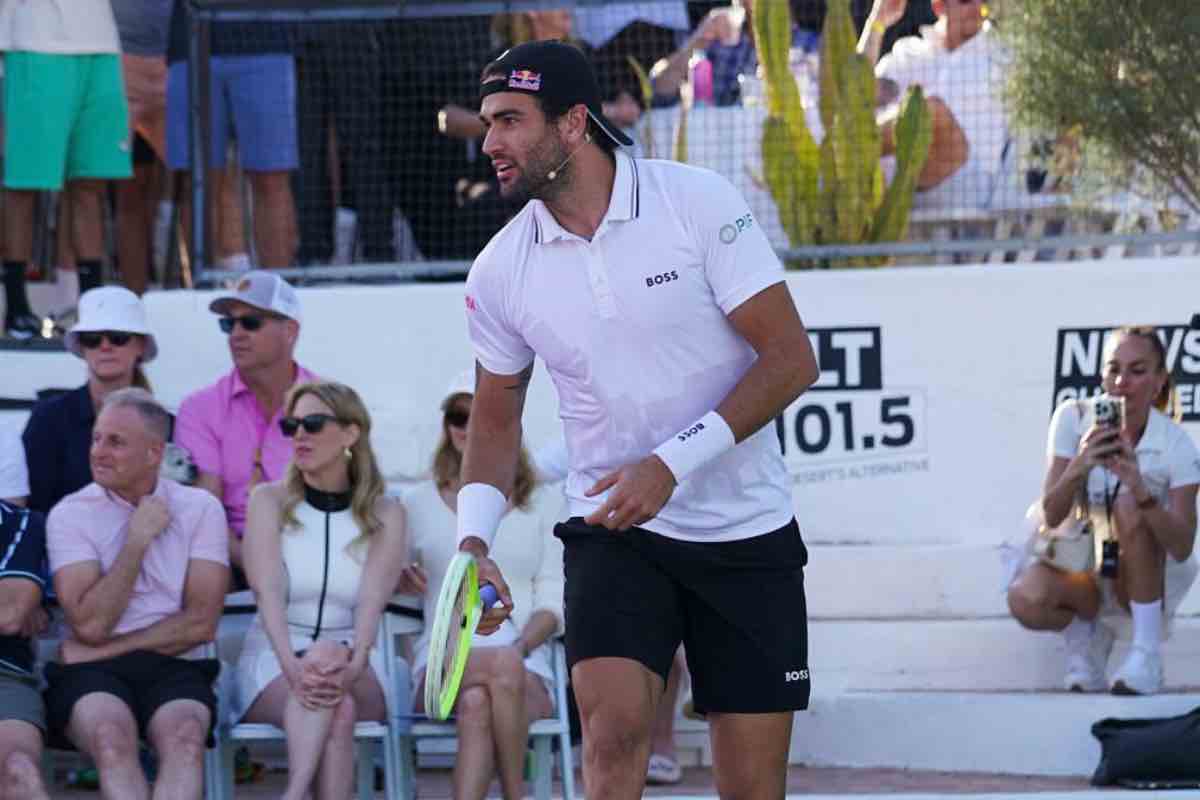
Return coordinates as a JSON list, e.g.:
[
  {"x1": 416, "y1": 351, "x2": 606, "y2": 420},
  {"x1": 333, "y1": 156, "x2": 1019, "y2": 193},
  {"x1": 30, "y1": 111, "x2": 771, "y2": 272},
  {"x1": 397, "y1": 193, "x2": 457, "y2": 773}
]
[{"x1": 424, "y1": 551, "x2": 501, "y2": 720}]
